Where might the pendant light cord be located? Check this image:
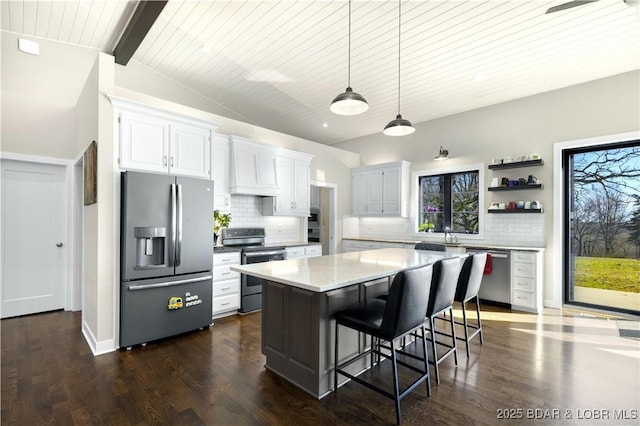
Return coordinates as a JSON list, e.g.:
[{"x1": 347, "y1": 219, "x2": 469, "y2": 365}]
[
  {"x1": 348, "y1": 0, "x2": 352, "y2": 87},
  {"x1": 397, "y1": 0, "x2": 401, "y2": 115}
]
